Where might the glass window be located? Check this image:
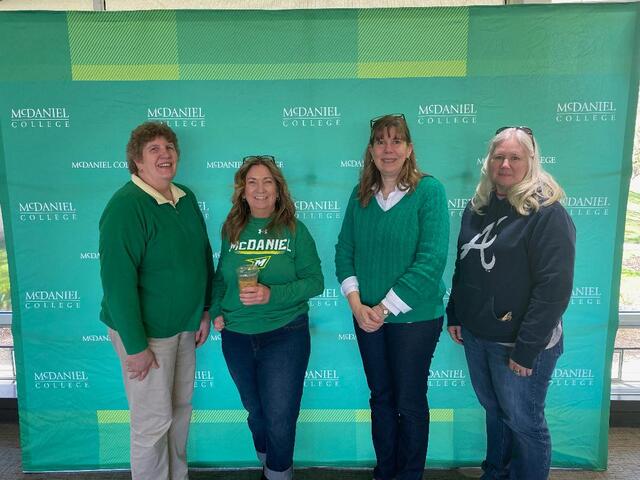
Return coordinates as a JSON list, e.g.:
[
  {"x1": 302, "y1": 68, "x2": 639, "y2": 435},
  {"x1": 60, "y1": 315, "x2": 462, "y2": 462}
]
[
  {"x1": 620, "y1": 184, "x2": 640, "y2": 312},
  {"x1": 0, "y1": 210, "x2": 15, "y2": 398},
  {"x1": 0, "y1": 1, "x2": 93, "y2": 11},
  {"x1": 0, "y1": 208, "x2": 10, "y2": 312},
  {"x1": 612, "y1": 322, "x2": 640, "y2": 397},
  {"x1": 620, "y1": 95, "x2": 640, "y2": 312},
  {"x1": 0, "y1": 325, "x2": 16, "y2": 398},
  {"x1": 614, "y1": 327, "x2": 640, "y2": 381},
  {"x1": 612, "y1": 92, "x2": 640, "y2": 399},
  {"x1": 0, "y1": 326, "x2": 14, "y2": 380}
]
